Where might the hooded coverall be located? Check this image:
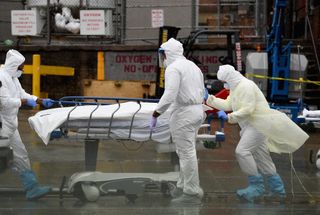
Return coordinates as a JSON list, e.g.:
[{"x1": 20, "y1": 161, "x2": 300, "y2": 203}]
[
  {"x1": 0, "y1": 50, "x2": 37, "y2": 172},
  {"x1": 154, "y1": 38, "x2": 206, "y2": 196},
  {"x1": 0, "y1": 50, "x2": 51, "y2": 200}
]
